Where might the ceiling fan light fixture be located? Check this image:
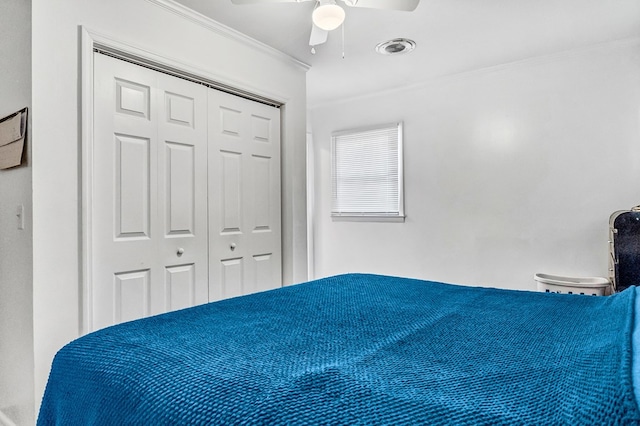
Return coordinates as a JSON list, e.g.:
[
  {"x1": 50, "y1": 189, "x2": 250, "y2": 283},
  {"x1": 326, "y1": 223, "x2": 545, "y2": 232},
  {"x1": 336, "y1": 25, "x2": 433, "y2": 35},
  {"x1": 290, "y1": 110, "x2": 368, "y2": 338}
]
[{"x1": 312, "y1": 3, "x2": 346, "y2": 31}]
